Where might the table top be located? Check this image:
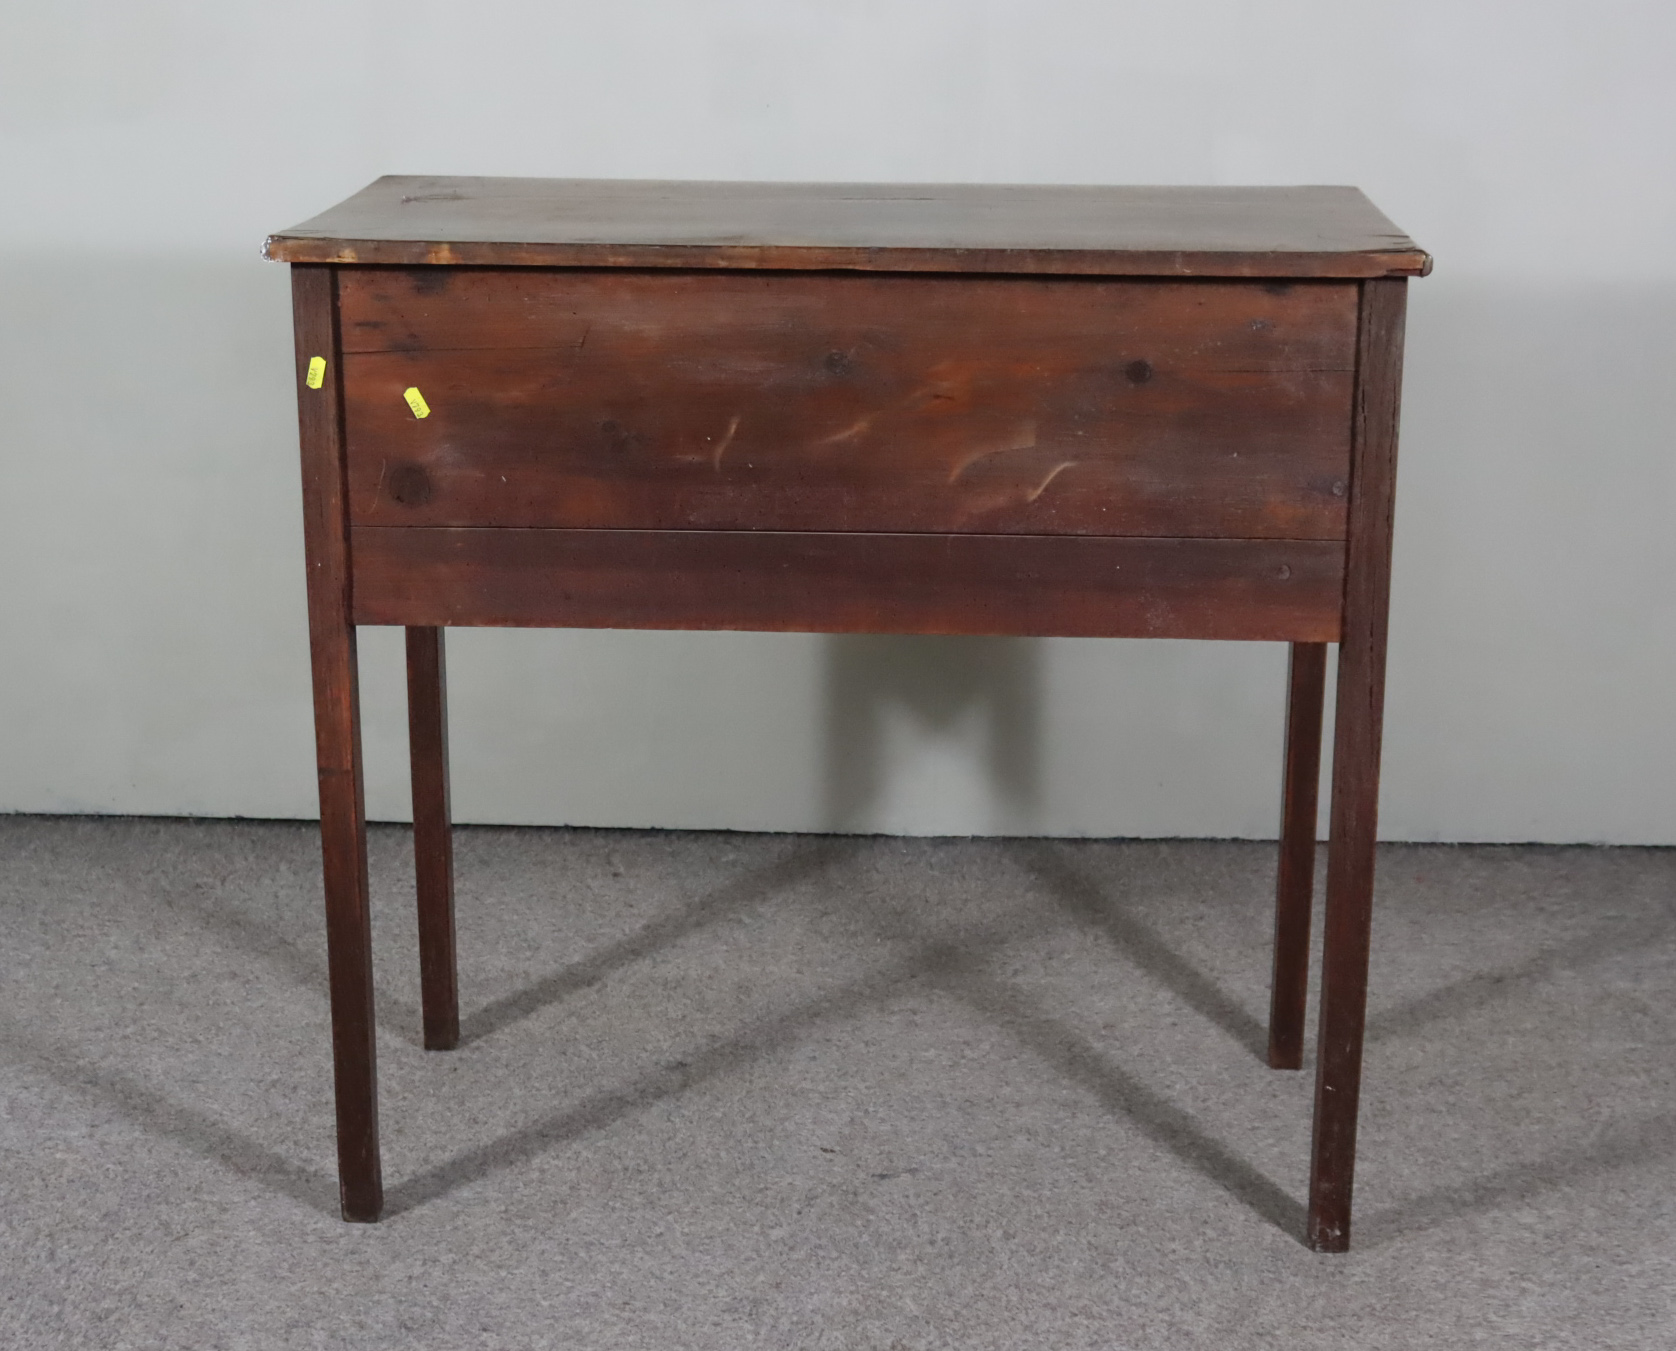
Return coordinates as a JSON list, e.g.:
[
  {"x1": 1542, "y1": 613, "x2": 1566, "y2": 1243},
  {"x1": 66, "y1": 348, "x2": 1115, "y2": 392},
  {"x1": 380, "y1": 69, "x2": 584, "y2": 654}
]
[{"x1": 265, "y1": 177, "x2": 1429, "y2": 278}]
